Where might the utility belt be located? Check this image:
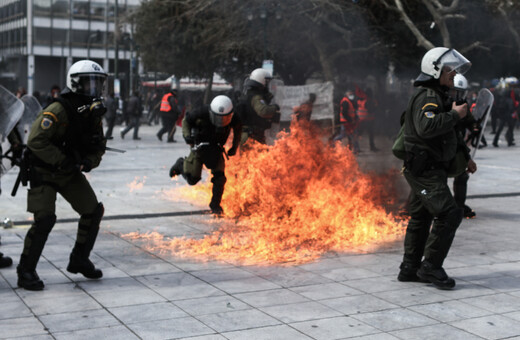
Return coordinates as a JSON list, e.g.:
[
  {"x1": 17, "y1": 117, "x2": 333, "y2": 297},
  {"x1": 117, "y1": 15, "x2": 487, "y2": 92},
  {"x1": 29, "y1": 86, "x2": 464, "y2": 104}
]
[{"x1": 404, "y1": 146, "x2": 445, "y2": 177}]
